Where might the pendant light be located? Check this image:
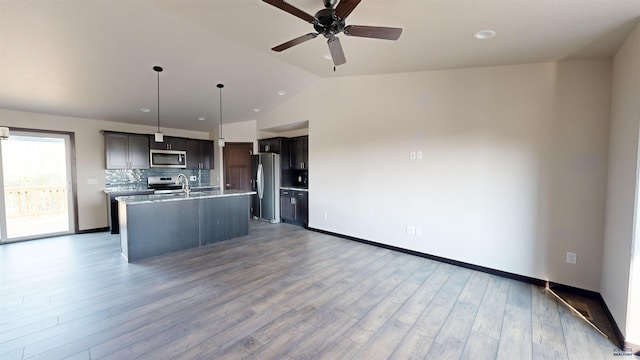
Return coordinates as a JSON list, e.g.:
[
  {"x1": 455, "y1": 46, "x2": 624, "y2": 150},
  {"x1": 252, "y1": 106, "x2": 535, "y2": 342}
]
[
  {"x1": 217, "y1": 83, "x2": 225, "y2": 147},
  {"x1": 153, "y1": 66, "x2": 164, "y2": 143},
  {"x1": 0, "y1": 127, "x2": 9, "y2": 140}
]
